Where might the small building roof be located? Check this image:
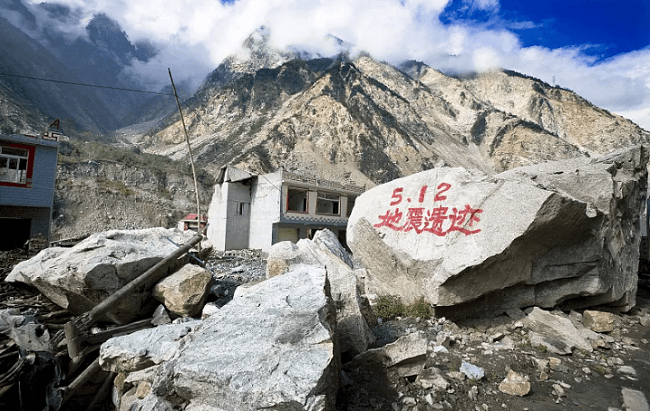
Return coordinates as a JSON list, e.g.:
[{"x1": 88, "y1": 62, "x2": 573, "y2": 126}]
[
  {"x1": 215, "y1": 166, "x2": 255, "y2": 184},
  {"x1": 180, "y1": 214, "x2": 207, "y2": 222}
]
